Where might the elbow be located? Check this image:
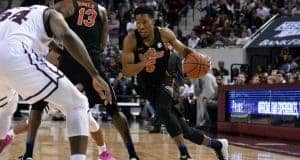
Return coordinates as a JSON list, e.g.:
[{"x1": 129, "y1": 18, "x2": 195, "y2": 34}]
[
  {"x1": 122, "y1": 69, "x2": 131, "y2": 77},
  {"x1": 122, "y1": 68, "x2": 134, "y2": 77},
  {"x1": 57, "y1": 30, "x2": 73, "y2": 44}
]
